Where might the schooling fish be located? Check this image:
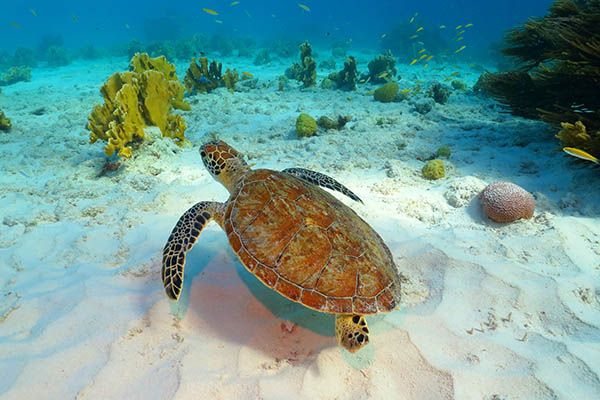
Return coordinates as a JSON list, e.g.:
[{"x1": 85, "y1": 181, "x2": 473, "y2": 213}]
[
  {"x1": 298, "y1": 4, "x2": 310, "y2": 12},
  {"x1": 72, "y1": 15, "x2": 78, "y2": 22},
  {"x1": 416, "y1": 27, "x2": 423, "y2": 32},
  {"x1": 455, "y1": 25, "x2": 462, "y2": 29},
  {"x1": 418, "y1": 49, "x2": 426, "y2": 54},
  {"x1": 198, "y1": 77, "x2": 211, "y2": 83},
  {"x1": 230, "y1": 1, "x2": 240, "y2": 5},
  {"x1": 365, "y1": 90, "x2": 375, "y2": 95},
  {"x1": 409, "y1": 16, "x2": 415, "y2": 23},
  {"x1": 203, "y1": 8, "x2": 219, "y2": 15},
  {"x1": 9, "y1": 22, "x2": 21, "y2": 28},
  {"x1": 419, "y1": 54, "x2": 427, "y2": 60},
  {"x1": 563, "y1": 147, "x2": 599, "y2": 163},
  {"x1": 439, "y1": 25, "x2": 446, "y2": 29},
  {"x1": 215, "y1": 19, "x2": 223, "y2": 23},
  {"x1": 425, "y1": 55, "x2": 434, "y2": 61},
  {"x1": 242, "y1": 71, "x2": 254, "y2": 78},
  {"x1": 409, "y1": 59, "x2": 418, "y2": 66},
  {"x1": 423, "y1": 63, "x2": 428, "y2": 68},
  {"x1": 409, "y1": 34, "x2": 418, "y2": 39},
  {"x1": 456, "y1": 37, "x2": 464, "y2": 41},
  {"x1": 381, "y1": 33, "x2": 386, "y2": 38},
  {"x1": 378, "y1": 72, "x2": 388, "y2": 79},
  {"x1": 465, "y1": 23, "x2": 473, "y2": 28},
  {"x1": 455, "y1": 45, "x2": 466, "y2": 53},
  {"x1": 30, "y1": 9, "x2": 37, "y2": 16},
  {"x1": 399, "y1": 88, "x2": 411, "y2": 94}
]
